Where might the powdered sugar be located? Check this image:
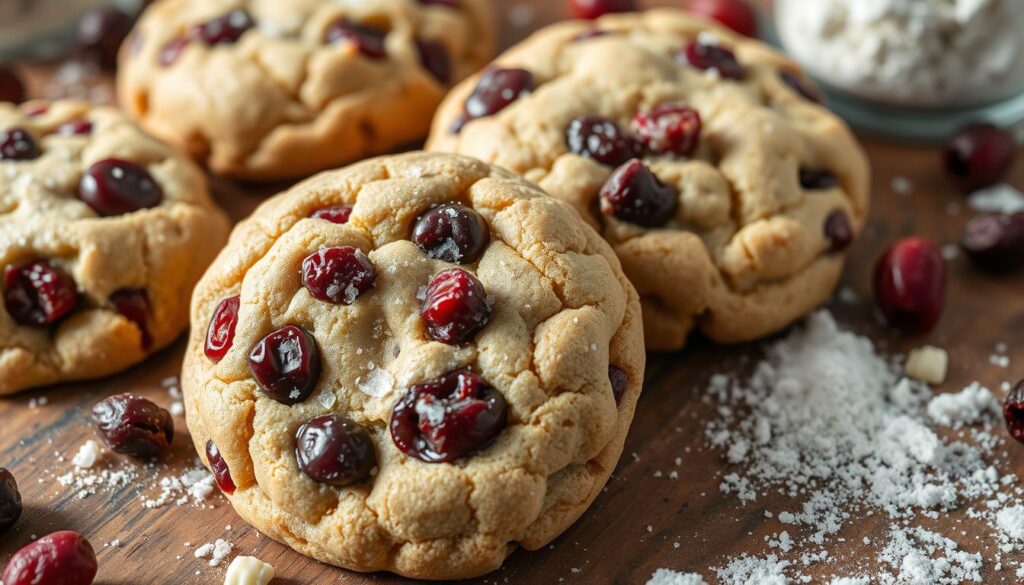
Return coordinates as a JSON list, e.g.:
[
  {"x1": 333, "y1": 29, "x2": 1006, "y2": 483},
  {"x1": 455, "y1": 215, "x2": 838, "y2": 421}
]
[
  {"x1": 646, "y1": 569, "x2": 708, "y2": 585},
  {"x1": 195, "y1": 538, "x2": 233, "y2": 567}
]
